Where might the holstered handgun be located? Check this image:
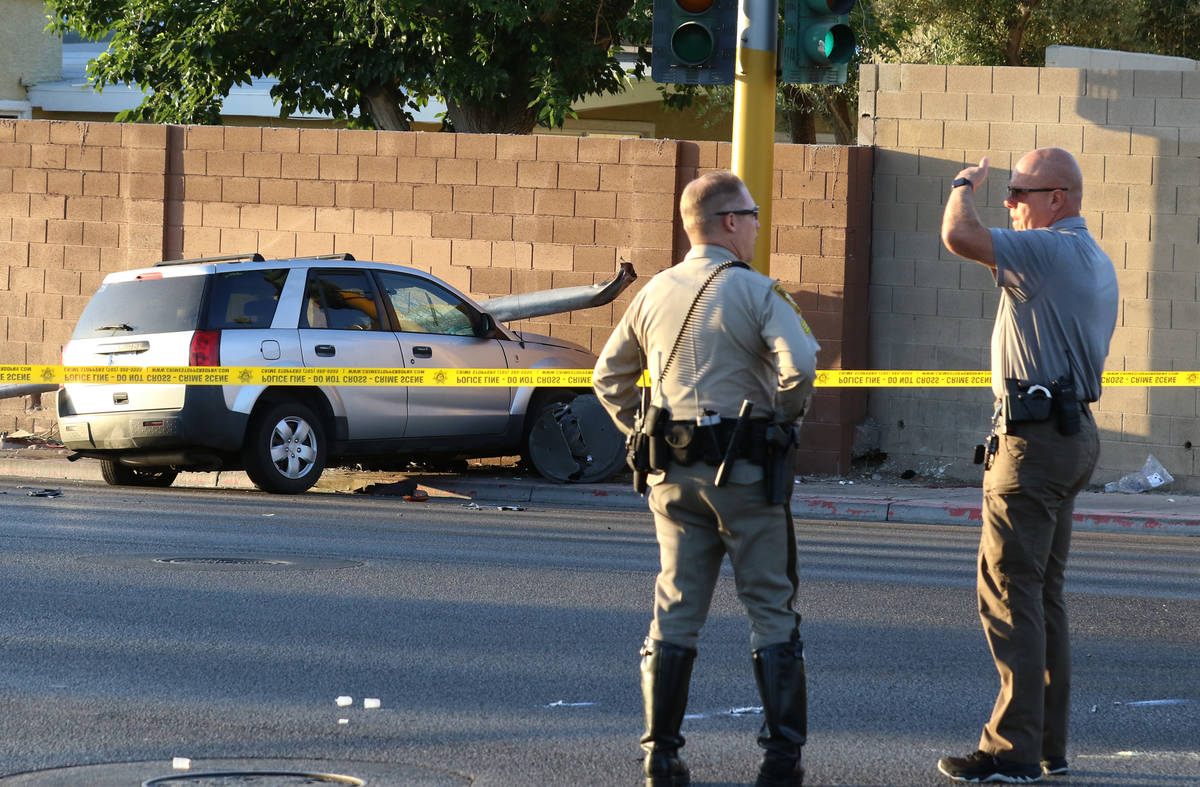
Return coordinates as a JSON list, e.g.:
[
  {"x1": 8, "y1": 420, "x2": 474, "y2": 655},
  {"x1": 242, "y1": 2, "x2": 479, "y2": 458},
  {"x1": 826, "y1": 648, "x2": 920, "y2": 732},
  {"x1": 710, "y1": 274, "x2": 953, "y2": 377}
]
[
  {"x1": 763, "y1": 422, "x2": 799, "y2": 505},
  {"x1": 627, "y1": 404, "x2": 664, "y2": 495}
]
